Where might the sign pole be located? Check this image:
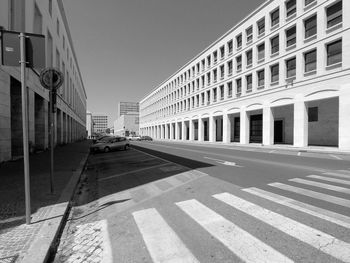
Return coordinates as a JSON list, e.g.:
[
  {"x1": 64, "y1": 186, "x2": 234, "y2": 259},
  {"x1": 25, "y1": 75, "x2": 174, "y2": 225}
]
[
  {"x1": 50, "y1": 71, "x2": 54, "y2": 194},
  {"x1": 19, "y1": 33, "x2": 31, "y2": 225}
]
